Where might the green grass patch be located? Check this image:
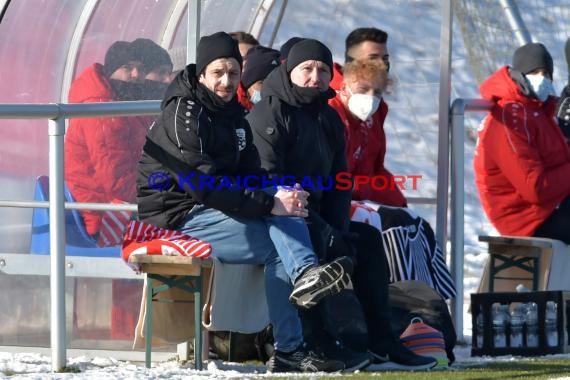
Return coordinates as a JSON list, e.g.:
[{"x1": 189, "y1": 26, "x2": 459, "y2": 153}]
[{"x1": 262, "y1": 358, "x2": 570, "y2": 380}]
